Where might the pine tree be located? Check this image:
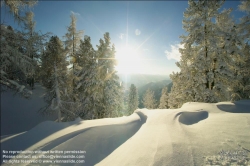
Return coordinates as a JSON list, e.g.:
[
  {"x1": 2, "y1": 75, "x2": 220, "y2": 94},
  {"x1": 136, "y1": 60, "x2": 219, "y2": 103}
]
[
  {"x1": 40, "y1": 36, "x2": 76, "y2": 122},
  {"x1": 169, "y1": 0, "x2": 239, "y2": 108},
  {"x1": 159, "y1": 86, "x2": 169, "y2": 109},
  {"x1": 143, "y1": 89, "x2": 157, "y2": 109},
  {"x1": 128, "y1": 84, "x2": 139, "y2": 114},
  {"x1": 64, "y1": 13, "x2": 83, "y2": 101}
]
